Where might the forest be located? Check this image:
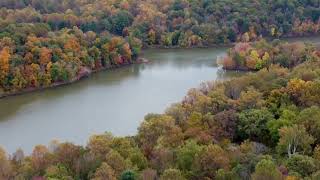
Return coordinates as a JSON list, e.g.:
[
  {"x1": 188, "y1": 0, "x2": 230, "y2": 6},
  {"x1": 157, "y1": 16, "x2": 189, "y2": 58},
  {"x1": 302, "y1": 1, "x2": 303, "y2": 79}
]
[
  {"x1": 0, "y1": 0, "x2": 320, "y2": 179},
  {"x1": 0, "y1": 39, "x2": 319, "y2": 179},
  {"x1": 1, "y1": 0, "x2": 320, "y2": 94},
  {"x1": 220, "y1": 39, "x2": 318, "y2": 71}
]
